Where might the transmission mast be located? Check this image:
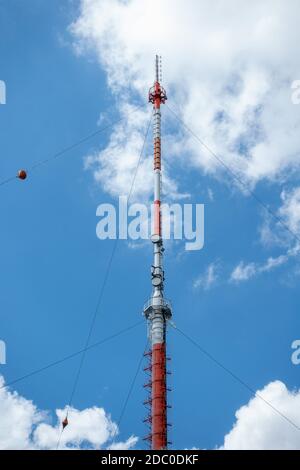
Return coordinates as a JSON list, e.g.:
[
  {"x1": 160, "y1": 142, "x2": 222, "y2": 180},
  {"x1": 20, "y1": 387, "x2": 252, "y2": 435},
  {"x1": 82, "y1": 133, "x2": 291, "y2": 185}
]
[{"x1": 143, "y1": 56, "x2": 172, "y2": 450}]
